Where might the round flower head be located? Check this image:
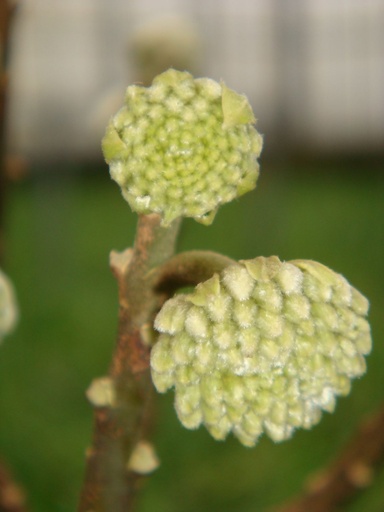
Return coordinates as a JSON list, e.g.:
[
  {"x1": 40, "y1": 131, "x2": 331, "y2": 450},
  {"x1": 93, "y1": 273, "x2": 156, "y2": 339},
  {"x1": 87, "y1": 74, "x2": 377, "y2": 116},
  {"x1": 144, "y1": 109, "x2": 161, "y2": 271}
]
[
  {"x1": 151, "y1": 256, "x2": 371, "y2": 446},
  {"x1": 102, "y1": 69, "x2": 263, "y2": 226},
  {"x1": 0, "y1": 269, "x2": 18, "y2": 342}
]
